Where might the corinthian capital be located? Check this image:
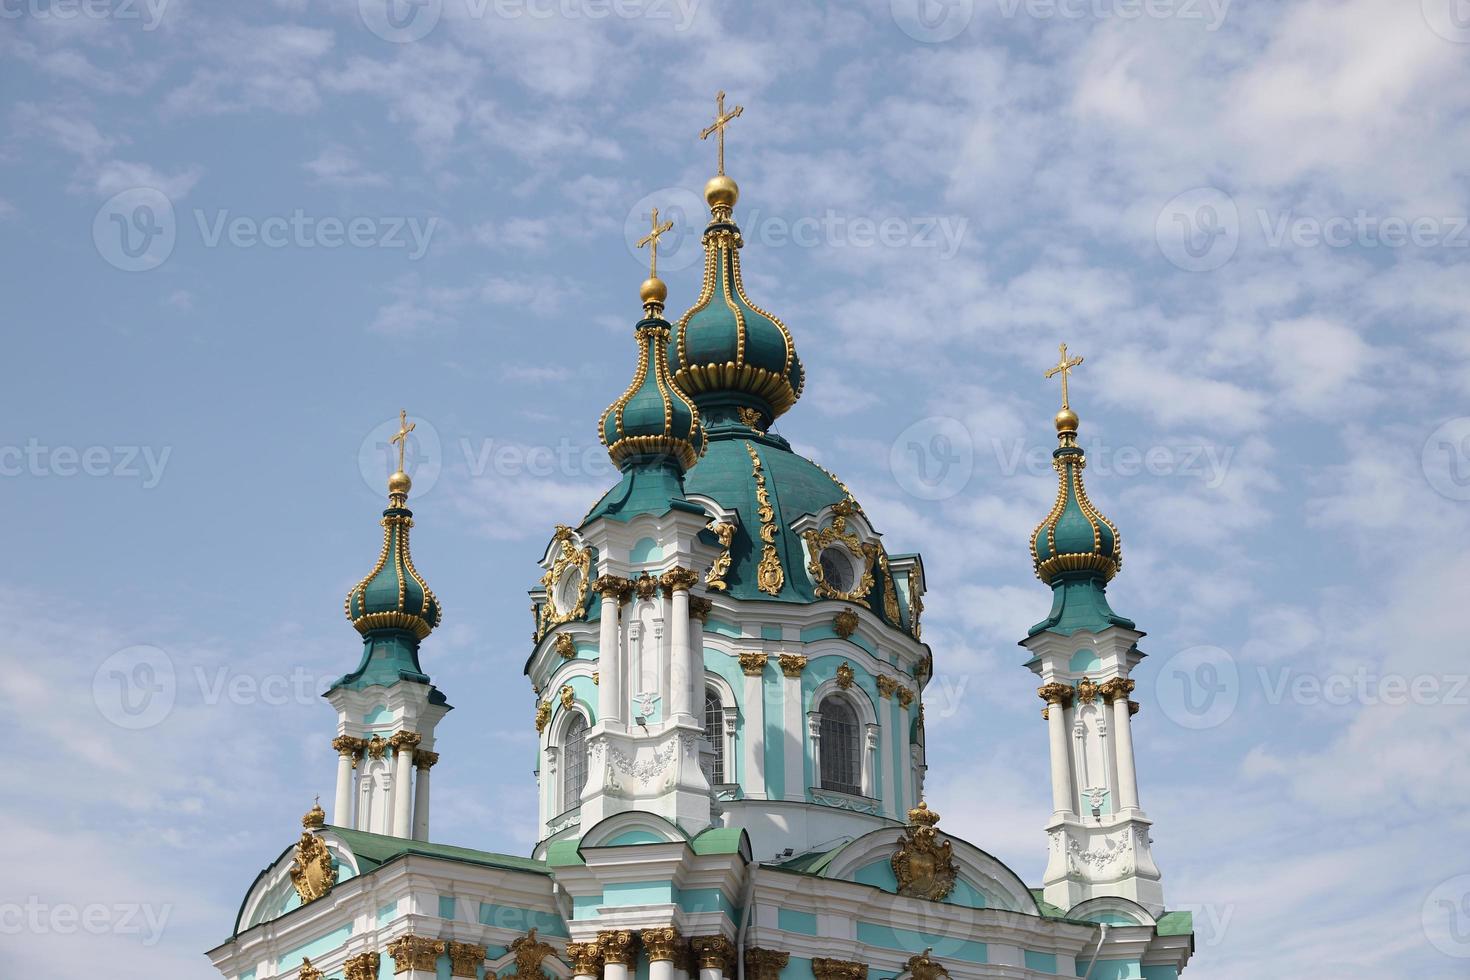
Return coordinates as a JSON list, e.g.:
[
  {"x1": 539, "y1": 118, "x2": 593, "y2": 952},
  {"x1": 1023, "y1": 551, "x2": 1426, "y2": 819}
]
[
  {"x1": 592, "y1": 575, "x2": 633, "y2": 602},
  {"x1": 1037, "y1": 682, "x2": 1073, "y2": 707},
  {"x1": 597, "y1": 930, "x2": 637, "y2": 967},
  {"x1": 1099, "y1": 676, "x2": 1136, "y2": 704},
  {"x1": 659, "y1": 566, "x2": 700, "y2": 594},
  {"x1": 690, "y1": 935, "x2": 734, "y2": 972},
  {"x1": 387, "y1": 730, "x2": 422, "y2": 752},
  {"x1": 565, "y1": 942, "x2": 603, "y2": 976},
  {"x1": 641, "y1": 926, "x2": 682, "y2": 962}
]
